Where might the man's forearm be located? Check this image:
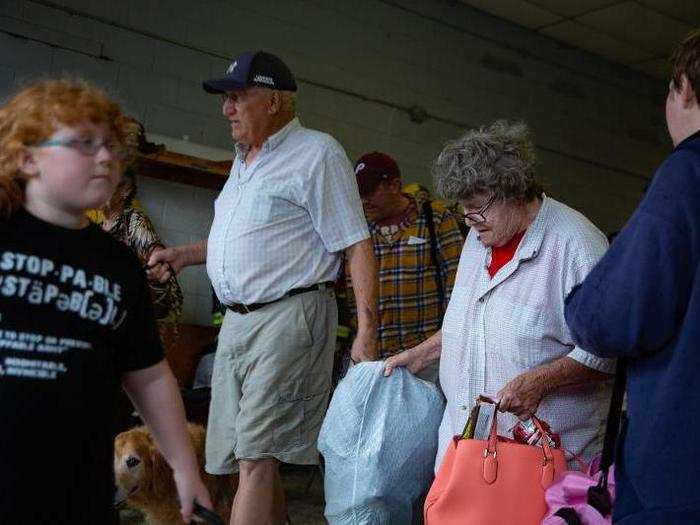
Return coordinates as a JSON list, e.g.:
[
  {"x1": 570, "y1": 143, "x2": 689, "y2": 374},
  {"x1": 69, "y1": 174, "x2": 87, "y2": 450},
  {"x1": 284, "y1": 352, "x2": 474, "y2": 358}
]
[
  {"x1": 535, "y1": 356, "x2": 611, "y2": 396},
  {"x1": 345, "y1": 238, "x2": 378, "y2": 334},
  {"x1": 179, "y1": 240, "x2": 208, "y2": 267}
]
